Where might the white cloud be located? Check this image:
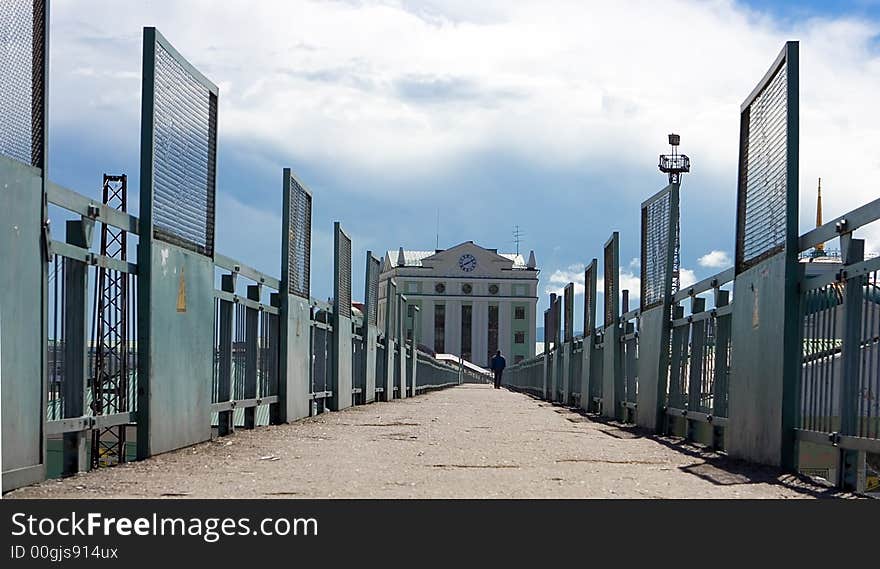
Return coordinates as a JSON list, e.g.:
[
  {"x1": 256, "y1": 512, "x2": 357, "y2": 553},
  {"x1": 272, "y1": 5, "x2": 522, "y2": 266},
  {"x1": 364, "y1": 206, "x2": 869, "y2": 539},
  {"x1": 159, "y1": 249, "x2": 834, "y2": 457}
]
[
  {"x1": 697, "y1": 250, "x2": 732, "y2": 268},
  {"x1": 46, "y1": 0, "x2": 880, "y2": 220},
  {"x1": 545, "y1": 261, "x2": 697, "y2": 305},
  {"x1": 679, "y1": 268, "x2": 698, "y2": 288}
]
